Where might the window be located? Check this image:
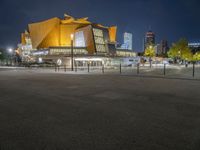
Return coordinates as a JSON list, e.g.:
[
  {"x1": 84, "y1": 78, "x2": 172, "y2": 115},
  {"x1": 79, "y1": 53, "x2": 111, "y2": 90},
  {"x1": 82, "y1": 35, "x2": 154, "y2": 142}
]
[
  {"x1": 93, "y1": 28, "x2": 106, "y2": 53},
  {"x1": 75, "y1": 31, "x2": 86, "y2": 47}
]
